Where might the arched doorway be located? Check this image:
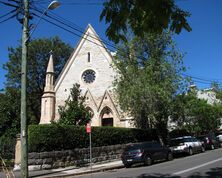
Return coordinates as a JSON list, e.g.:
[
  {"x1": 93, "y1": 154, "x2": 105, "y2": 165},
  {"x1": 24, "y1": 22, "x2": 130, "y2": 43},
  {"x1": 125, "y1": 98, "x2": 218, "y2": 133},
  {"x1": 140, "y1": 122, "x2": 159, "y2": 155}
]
[{"x1": 100, "y1": 106, "x2": 113, "y2": 126}]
